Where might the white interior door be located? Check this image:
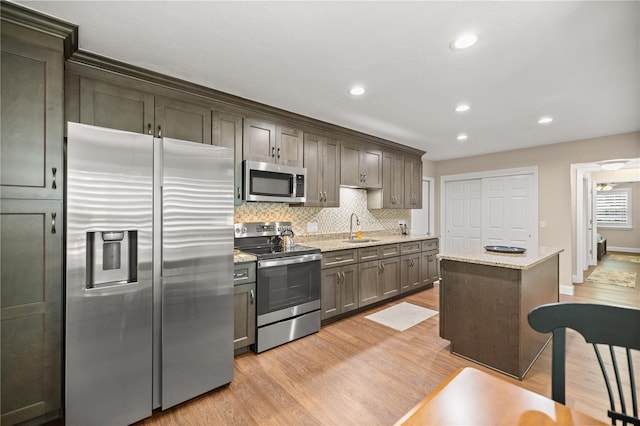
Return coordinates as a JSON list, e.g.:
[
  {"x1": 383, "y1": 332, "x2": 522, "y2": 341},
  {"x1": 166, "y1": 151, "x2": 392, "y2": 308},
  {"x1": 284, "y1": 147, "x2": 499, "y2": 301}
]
[
  {"x1": 482, "y1": 174, "x2": 535, "y2": 249},
  {"x1": 445, "y1": 179, "x2": 482, "y2": 251}
]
